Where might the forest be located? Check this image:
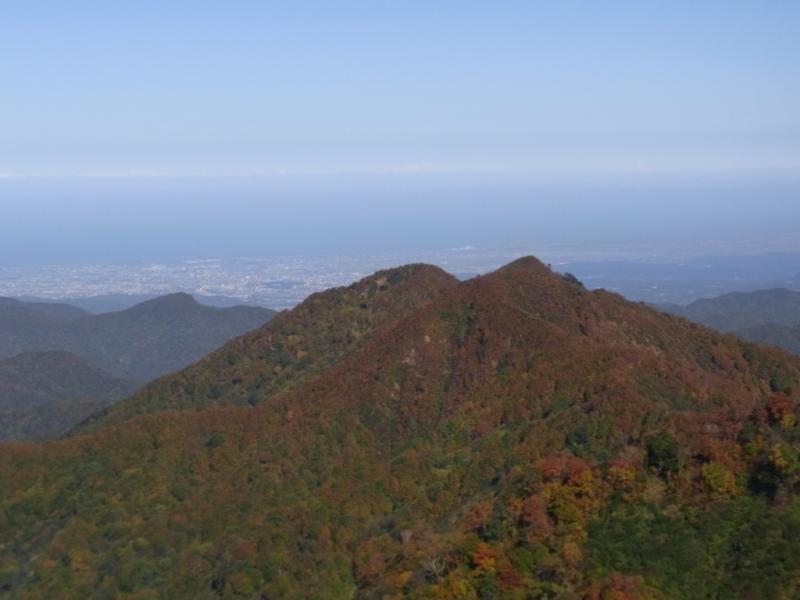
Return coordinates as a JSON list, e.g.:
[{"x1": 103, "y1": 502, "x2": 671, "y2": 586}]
[{"x1": 2, "y1": 257, "x2": 800, "y2": 599}]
